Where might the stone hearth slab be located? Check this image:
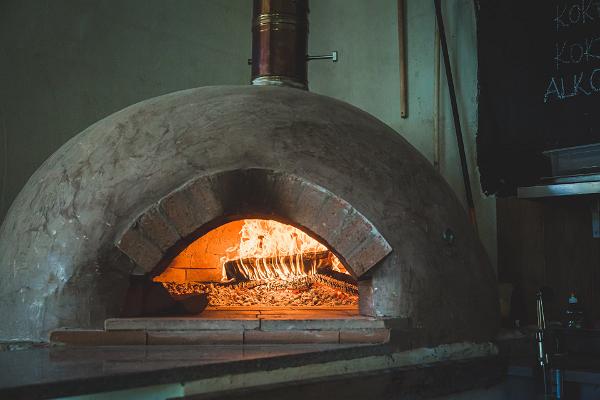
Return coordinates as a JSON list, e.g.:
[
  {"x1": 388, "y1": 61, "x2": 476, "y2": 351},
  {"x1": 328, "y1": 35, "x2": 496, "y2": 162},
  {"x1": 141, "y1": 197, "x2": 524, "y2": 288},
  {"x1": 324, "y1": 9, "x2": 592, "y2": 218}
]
[
  {"x1": 147, "y1": 330, "x2": 244, "y2": 345},
  {"x1": 105, "y1": 309, "x2": 383, "y2": 332},
  {"x1": 55, "y1": 311, "x2": 393, "y2": 346},
  {"x1": 259, "y1": 318, "x2": 384, "y2": 331},
  {"x1": 244, "y1": 330, "x2": 340, "y2": 344},
  {"x1": 105, "y1": 318, "x2": 260, "y2": 331},
  {"x1": 50, "y1": 328, "x2": 390, "y2": 346},
  {"x1": 340, "y1": 329, "x2": 391, "y2": 344},
  {"x1": 50, "y1": 330, "x2": 147, "y2": 346}
]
